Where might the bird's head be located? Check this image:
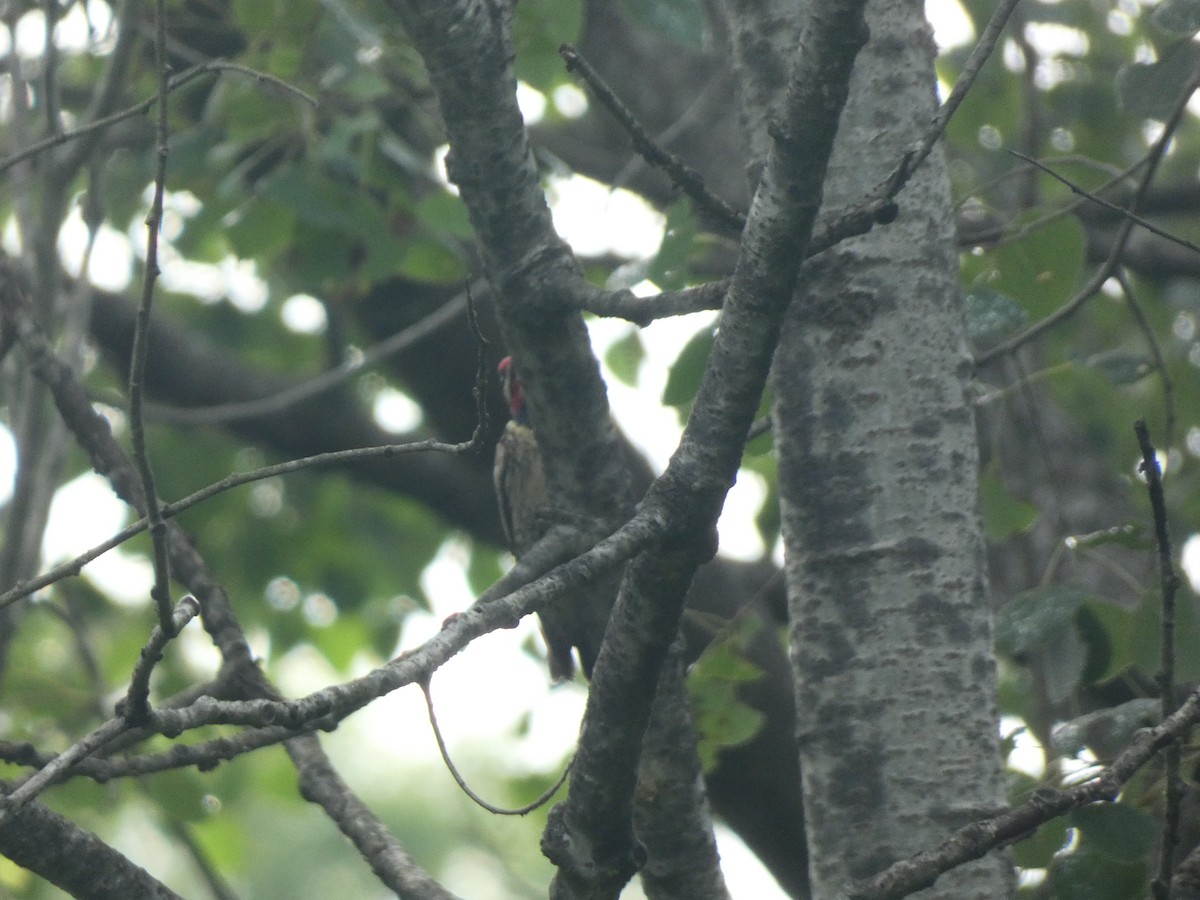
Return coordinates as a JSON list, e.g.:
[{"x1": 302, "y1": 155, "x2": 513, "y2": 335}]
[{"x1": 498, "y1": 356, "x2": 530, "y2": 425}]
